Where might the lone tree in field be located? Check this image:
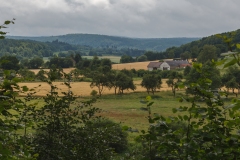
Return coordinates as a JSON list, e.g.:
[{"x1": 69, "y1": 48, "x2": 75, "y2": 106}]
[
  {"x1": 166, "y1": 71, "x2": 183, "y2": 97},
  {"x1": 141, "y1": 73, "x2": 162, "y2": 95},
  {"x1": 115, "y1": 72, "x2": 136, "y2": 94},
  {"x1": 90, "y1": 71, "x2": 109, "y2": 96}
]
